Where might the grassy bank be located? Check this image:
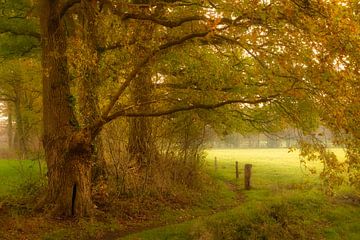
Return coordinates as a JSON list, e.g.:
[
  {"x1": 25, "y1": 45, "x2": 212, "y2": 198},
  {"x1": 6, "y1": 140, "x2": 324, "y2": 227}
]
[
  {"x1": 0, "y1": 159, "x2": 44, "y2": 196},
  {"x1": 123, "y1": 148, "x2": 359, "y2": 240}
]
